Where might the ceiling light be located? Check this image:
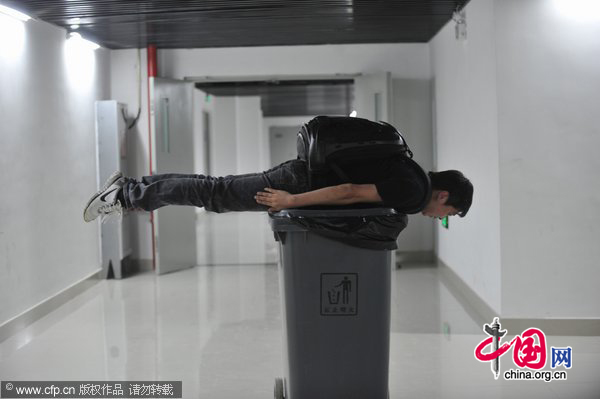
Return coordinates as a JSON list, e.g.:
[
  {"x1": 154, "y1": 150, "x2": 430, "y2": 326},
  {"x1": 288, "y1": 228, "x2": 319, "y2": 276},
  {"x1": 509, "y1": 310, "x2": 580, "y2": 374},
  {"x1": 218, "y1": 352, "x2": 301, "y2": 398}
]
[
  {"x1": 0, "y1": 4, "x2": 31, "y2": 21},
  {"x1": 349, "y1": 110, "x2": 357, "y2": 117},
  {"x1": 67, "y1": 32, "x2": 100, "y2": 50},
  {"x1": 69, "y1": 17, "x2": 81, "y2": 30}
]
